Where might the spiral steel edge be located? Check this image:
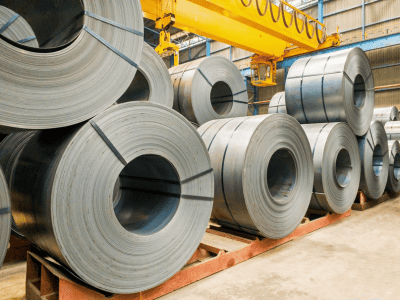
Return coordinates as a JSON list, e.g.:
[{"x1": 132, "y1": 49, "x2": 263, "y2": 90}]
[{"x1": 268, "y1": 92, "x2": 287, "y2": 114}]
